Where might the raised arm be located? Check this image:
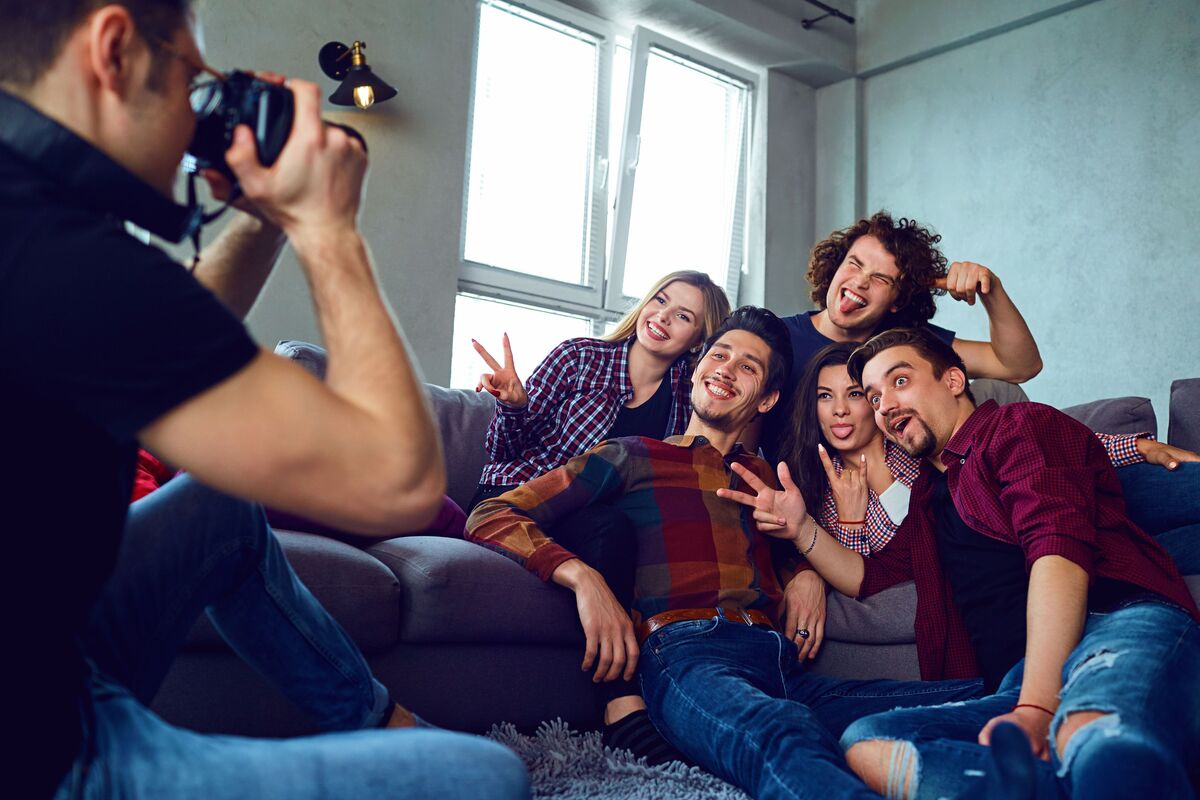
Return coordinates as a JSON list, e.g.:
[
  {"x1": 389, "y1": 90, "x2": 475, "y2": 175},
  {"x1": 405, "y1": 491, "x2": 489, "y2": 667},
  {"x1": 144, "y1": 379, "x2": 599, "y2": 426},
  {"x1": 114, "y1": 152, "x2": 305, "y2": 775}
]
[
  {"x1": 939, "y1": 264, "x2": 1043, "y2": 383},
  {"x1": 482, "y1": 339, "x2": 576, "y2": 462},
  {"x1": 139, "y1": 79, "x2": 443, "y2": 536}
]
